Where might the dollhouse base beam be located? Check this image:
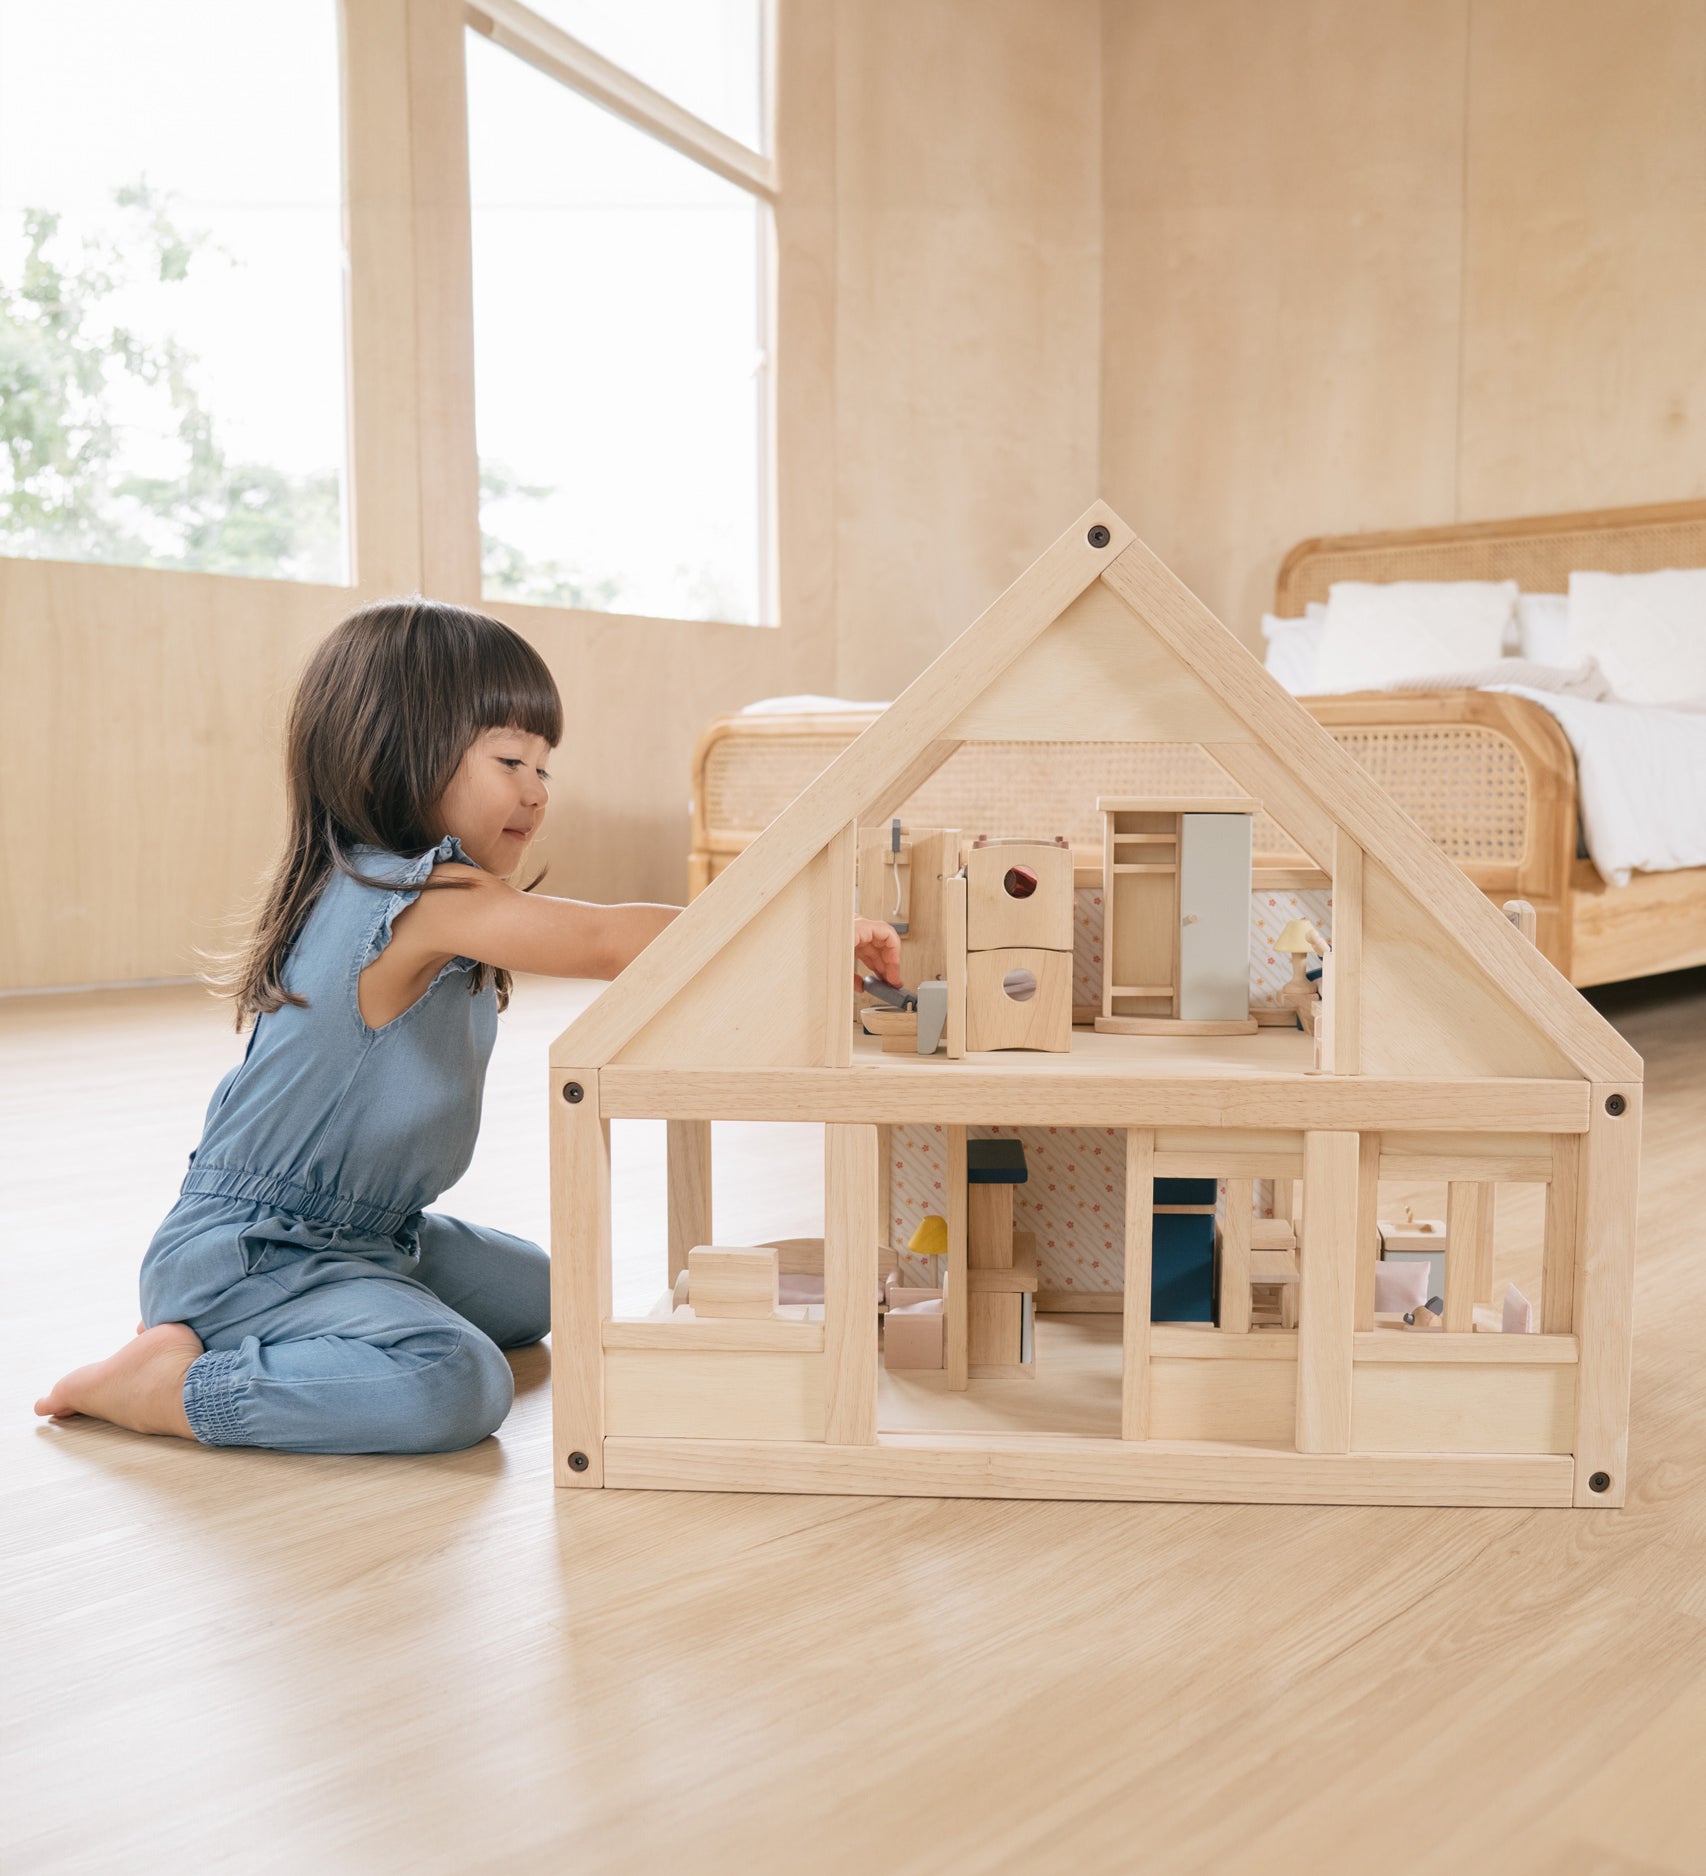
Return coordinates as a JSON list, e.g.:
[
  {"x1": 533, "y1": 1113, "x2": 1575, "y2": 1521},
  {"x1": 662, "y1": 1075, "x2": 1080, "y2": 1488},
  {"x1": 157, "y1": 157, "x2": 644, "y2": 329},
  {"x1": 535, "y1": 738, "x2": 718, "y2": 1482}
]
[{"x1": 600, "y1": 1435, "x2": 1573, "y2": 1507}]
